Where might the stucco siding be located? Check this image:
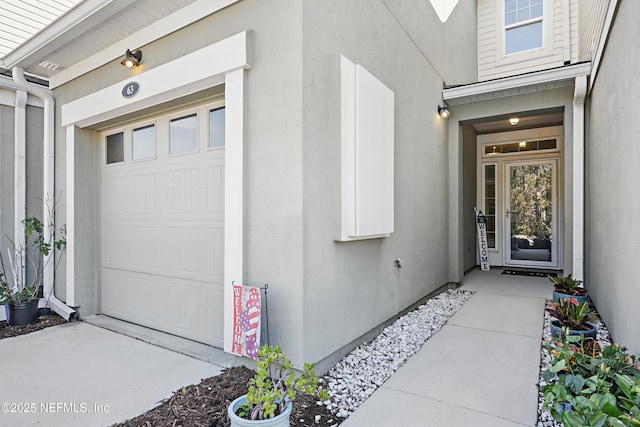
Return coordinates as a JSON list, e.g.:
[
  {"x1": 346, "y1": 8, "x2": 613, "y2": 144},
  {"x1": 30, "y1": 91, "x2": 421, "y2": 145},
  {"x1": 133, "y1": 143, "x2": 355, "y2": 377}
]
[
  {"x1": 586, "y1": 0, "x2": 640, "y2": 356},
  {"x1": 0, "y1": 105, "x2": 15, "y2": 253},
  {"x1": 301, "y1": 0, "x2": 477, "y2": 366}
]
